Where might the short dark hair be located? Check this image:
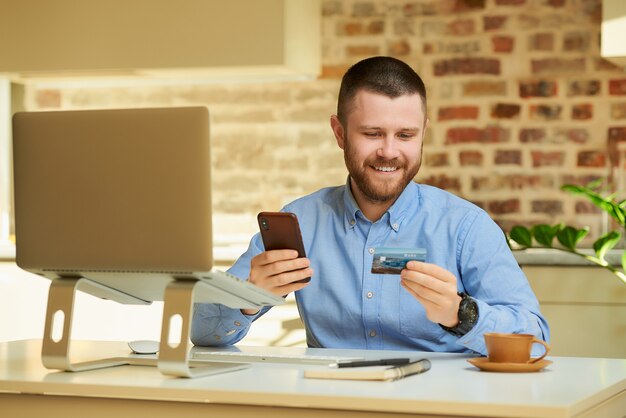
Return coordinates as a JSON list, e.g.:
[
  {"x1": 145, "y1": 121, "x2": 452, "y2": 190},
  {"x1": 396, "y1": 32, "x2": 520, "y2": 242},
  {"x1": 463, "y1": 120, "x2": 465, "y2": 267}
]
[{"x1": 337, "y1": 56, "x2": 427, "y2": 125}]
